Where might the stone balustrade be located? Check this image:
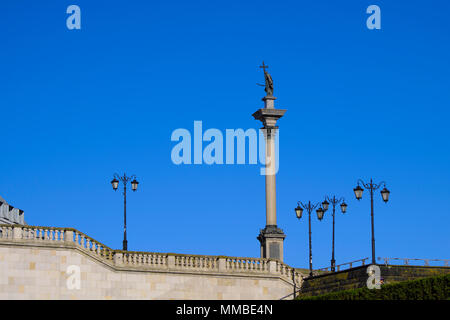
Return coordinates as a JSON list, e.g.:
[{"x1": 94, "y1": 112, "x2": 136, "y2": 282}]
[{"x1": 0, "y1": 224, "x2": 303, "y2": 287}]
